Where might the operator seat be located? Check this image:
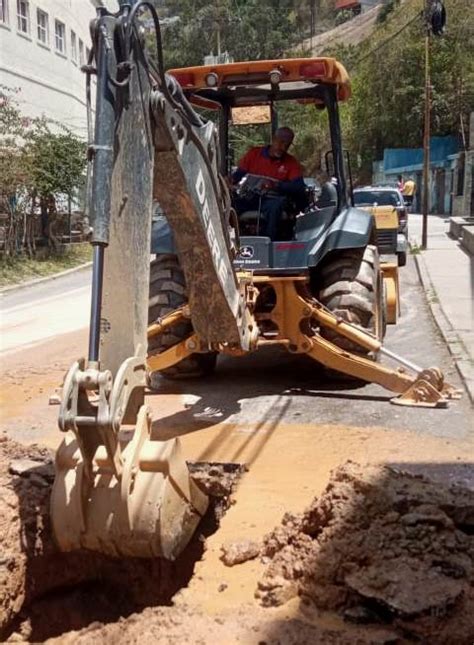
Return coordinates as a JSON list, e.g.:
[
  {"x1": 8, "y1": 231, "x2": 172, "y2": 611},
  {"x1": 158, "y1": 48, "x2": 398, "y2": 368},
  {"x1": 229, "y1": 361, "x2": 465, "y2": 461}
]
[
  {"x1": 315, "y1": 181, "x2": 338, "y2": 210},
  {"x1": 238, "y1": 208, "x2": 271, "y2": 237},
  {"x1": 237, "y1": 196, "x2": 299, "y2": 240}
]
